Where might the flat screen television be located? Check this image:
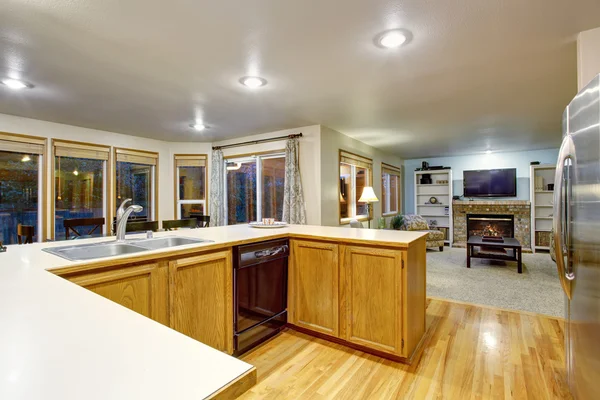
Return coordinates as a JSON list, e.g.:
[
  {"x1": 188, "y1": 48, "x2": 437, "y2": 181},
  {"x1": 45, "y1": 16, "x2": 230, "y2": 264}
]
[{"x1": 463, "y1": 168, "x2": 517, "y2": 197}]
